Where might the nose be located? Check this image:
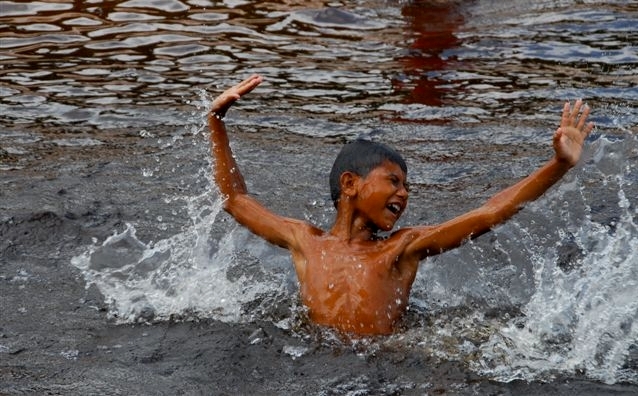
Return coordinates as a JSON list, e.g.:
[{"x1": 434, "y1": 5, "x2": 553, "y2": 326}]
[{"x1": 397, "y1": 184, "x2": 409, "y2": 199}]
